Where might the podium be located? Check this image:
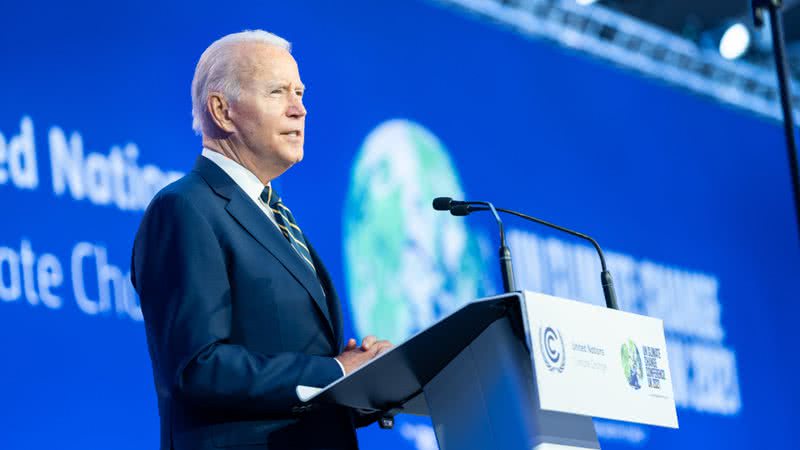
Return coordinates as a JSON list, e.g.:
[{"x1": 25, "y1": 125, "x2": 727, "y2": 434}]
[{"x1": 300, "y1": 291, "x2": 678, "y2": 450}]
